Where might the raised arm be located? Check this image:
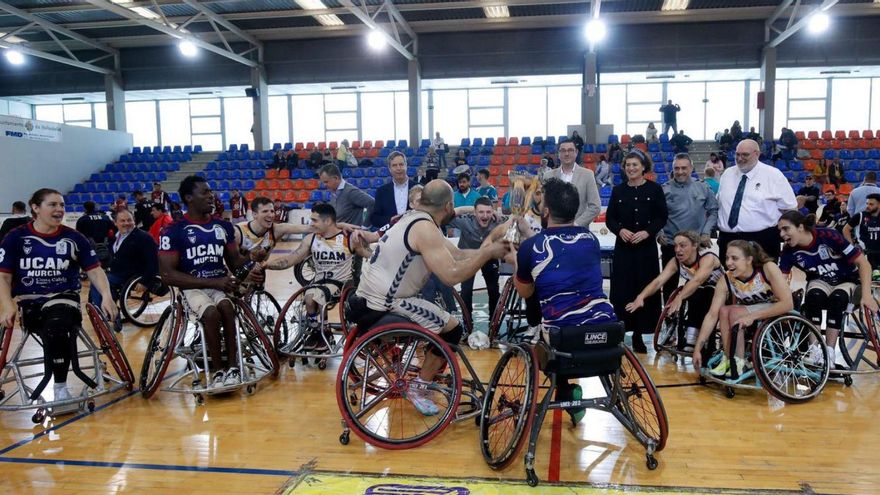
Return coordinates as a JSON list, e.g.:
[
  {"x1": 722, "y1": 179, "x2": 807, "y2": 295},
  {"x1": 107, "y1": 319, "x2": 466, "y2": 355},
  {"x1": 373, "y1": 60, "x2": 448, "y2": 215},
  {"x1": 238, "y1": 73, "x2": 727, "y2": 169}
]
[
  {"x1": 411, "y1": 221, "x2": 507, "y2": 287},
  {"x1": 626, "y1": 257, "x2": 679, "y2": 313},
  {"x1": 262, "y1": 234, "x2": 313, "y2": 271}
]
